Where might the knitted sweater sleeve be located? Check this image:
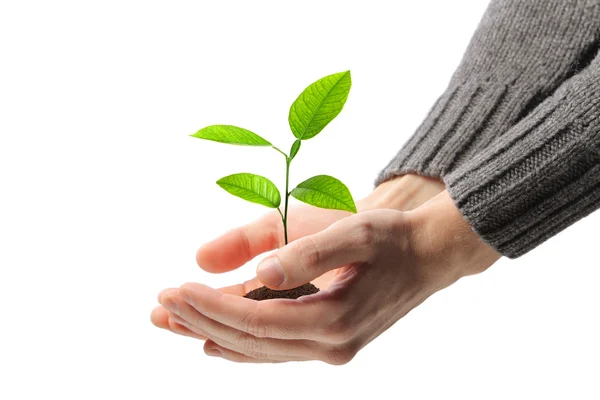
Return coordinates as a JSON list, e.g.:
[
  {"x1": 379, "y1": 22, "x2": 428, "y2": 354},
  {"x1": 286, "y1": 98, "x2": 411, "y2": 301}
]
[
  {"x1": 375, "y1": 0, "x2": 600, "y2": 183},
  {"x1": 444, "y1": 54, "x2": 600, "y2": 258},
  {"x1": 374, "y1": 0, "x2": 600, "y2": 258}
]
